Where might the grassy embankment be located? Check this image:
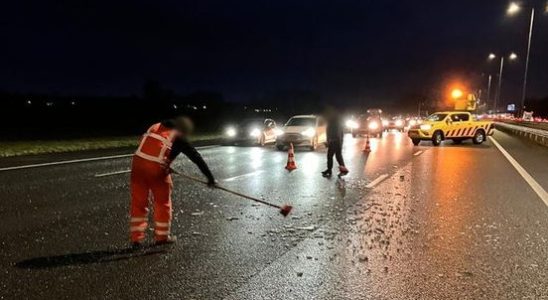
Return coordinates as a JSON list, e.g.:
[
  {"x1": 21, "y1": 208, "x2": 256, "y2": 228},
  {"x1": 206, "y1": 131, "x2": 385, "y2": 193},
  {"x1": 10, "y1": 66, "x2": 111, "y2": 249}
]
[{"x1": 0, "y1": 133, "x2": 221, "y2": 158}]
